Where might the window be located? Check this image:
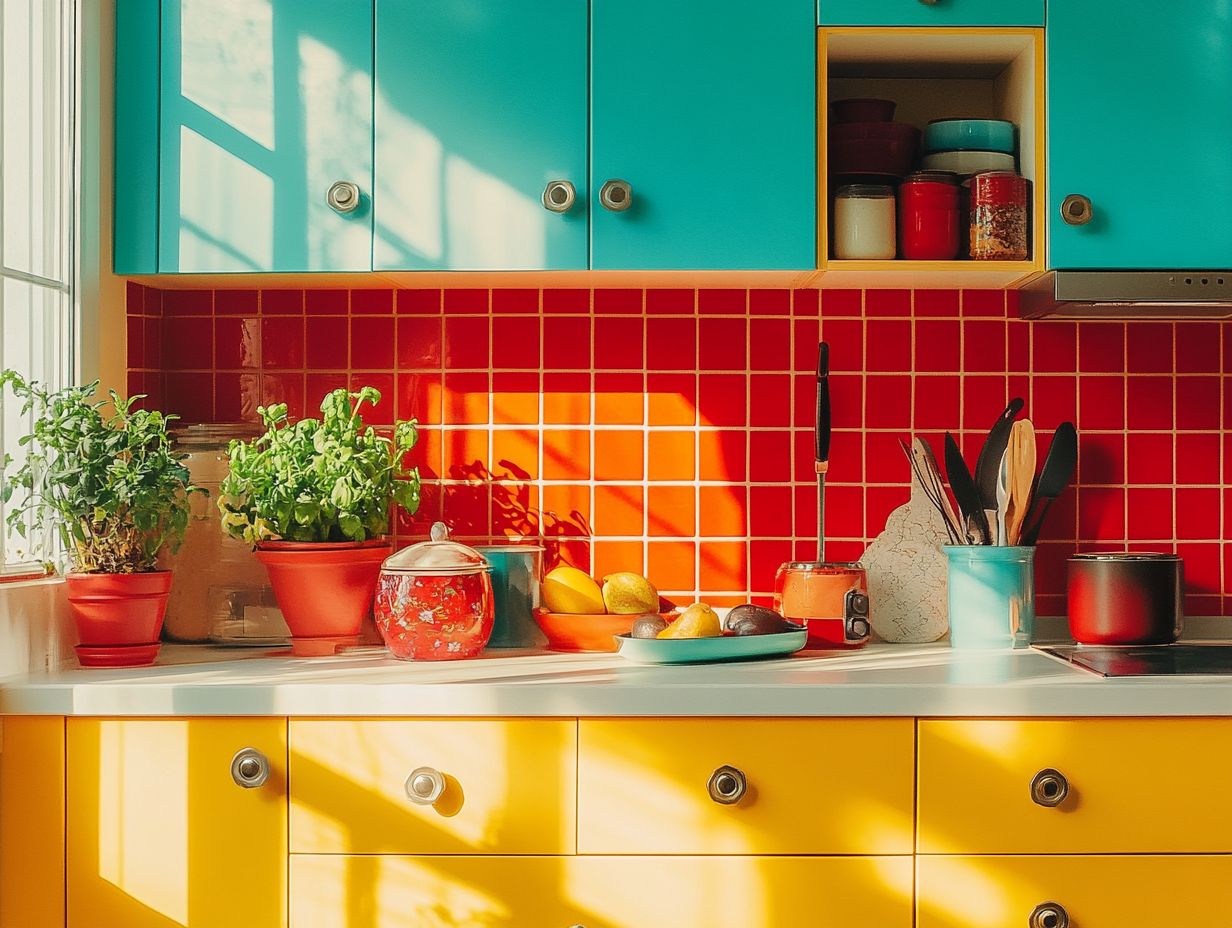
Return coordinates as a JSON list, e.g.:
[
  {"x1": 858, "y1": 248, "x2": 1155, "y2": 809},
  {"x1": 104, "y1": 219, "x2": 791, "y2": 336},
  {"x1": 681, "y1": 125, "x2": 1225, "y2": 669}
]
[{"x1": 0, "y1": 0, "x2": 75, "y2": 575}]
